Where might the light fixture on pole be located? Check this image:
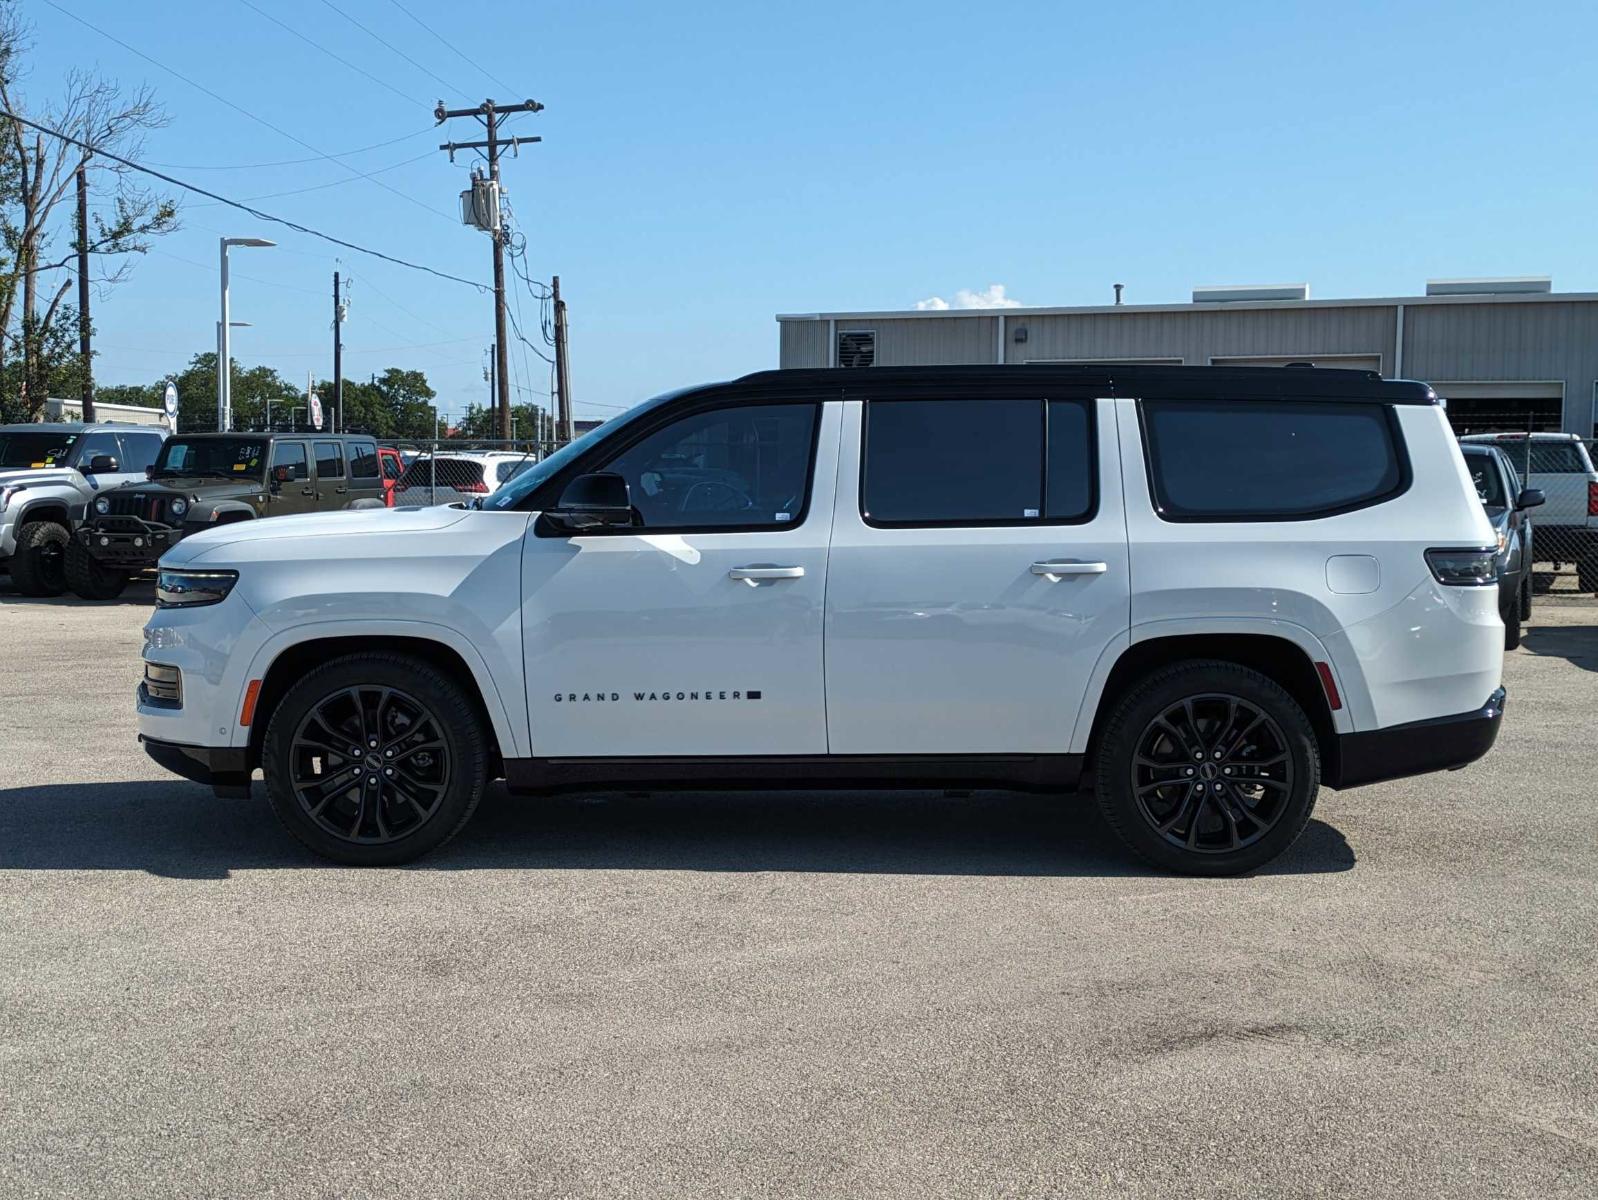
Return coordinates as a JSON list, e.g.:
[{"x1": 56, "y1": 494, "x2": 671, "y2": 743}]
[{"x1": 217, "y1": 237, "x2": 275, "y2": 431}]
